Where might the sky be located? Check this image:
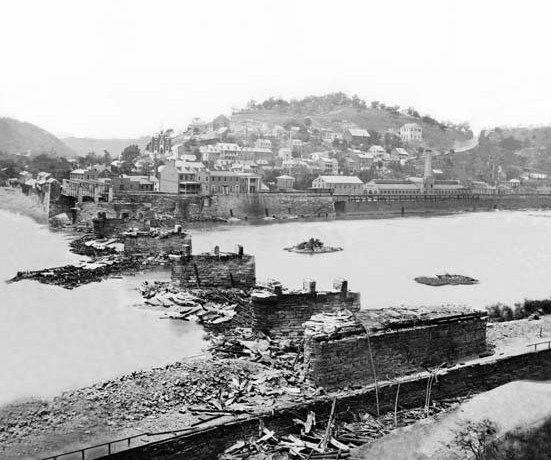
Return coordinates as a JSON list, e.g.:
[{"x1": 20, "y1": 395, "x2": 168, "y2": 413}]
[{"x1": 1, "y1": 0, "x2": 551, "y2": 138}]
